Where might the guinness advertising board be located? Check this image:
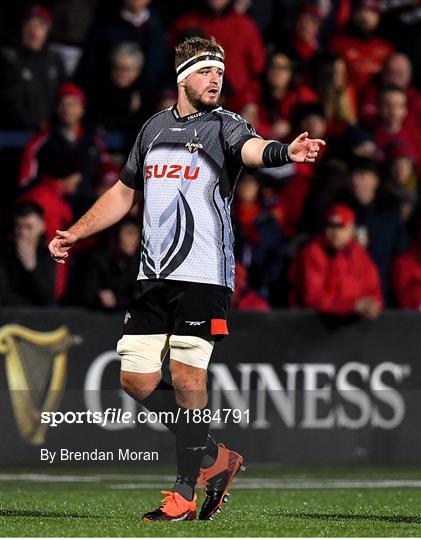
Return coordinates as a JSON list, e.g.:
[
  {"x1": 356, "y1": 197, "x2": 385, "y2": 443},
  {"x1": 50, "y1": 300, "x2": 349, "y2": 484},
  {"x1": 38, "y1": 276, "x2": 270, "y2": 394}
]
[{"x1": 1, "y1": 308, "x2": 420, "y2": 466}]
